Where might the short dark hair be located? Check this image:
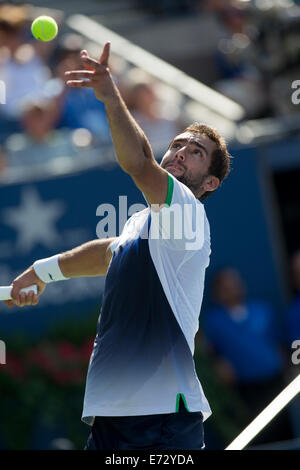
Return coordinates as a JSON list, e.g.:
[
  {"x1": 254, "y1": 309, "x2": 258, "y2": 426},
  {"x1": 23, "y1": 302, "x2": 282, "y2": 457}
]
[{"x1": 183, "y1": 122, "x2": 232, "y2": 201}]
